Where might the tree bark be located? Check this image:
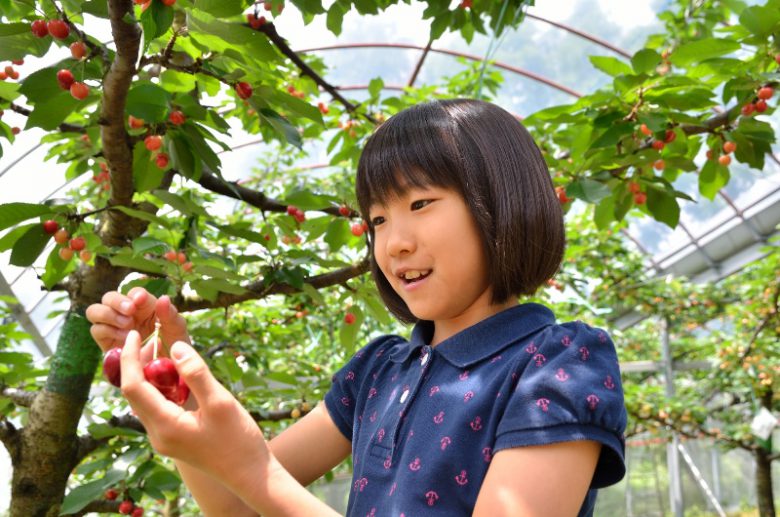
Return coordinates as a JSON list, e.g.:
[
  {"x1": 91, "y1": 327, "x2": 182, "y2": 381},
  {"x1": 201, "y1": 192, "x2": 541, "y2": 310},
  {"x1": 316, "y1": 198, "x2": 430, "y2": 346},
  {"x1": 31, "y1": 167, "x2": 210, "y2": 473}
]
[{"x1": 755, "y1": 447, "x2": 775, "y2": 517}]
